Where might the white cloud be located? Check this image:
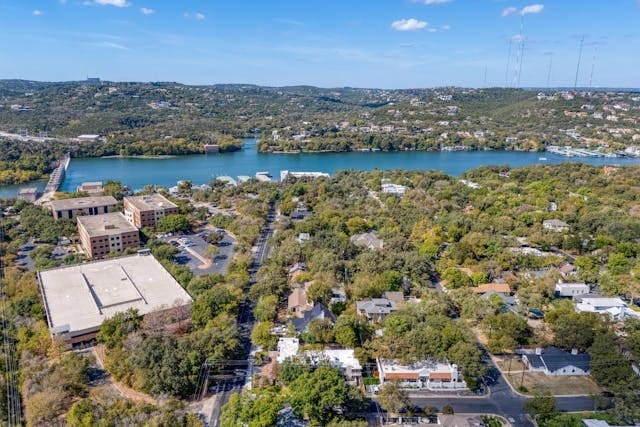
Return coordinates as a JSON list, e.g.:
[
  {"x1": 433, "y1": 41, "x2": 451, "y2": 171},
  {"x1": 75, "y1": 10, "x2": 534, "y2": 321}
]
[
  {"x1": 87, "y1": 41, "x2": 131, "y2": 50},
  {"x1": 97, "y1": 41, "x2": 129, "y2": 50},
  {"x1": 184, "y1": 12, "x2": 206, "y2": 20},
  {"x1": 391, "y1": 18, "x2": 428, "y2": 32},
  {"x1": 441, "y1": 24, "x2": 451, "y2": 30},
  {"x1": 427, "y1": 28, "x2": 437, "y2": 33},
  {"x1": 502, "y1": 4, "x2": 544, "y2": 17},
  {"x1": 413, "y1": 0, "x2": 452, "y2": 4},
  {"x1": 140, "y1": 7, "x2": 154, "y2": 15},
  {"x1": 91, "y1": 0, "x2": 129, "y2": 7},
  {"x1": 502, "y1": 6, "x2": 518, "y2": 17},
  {"x1": 32, "y1": 9, "x2": 43, "y2": 16},
  {"x1": 521, "y1": 4, "x2": 544, "y2": 15}
]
